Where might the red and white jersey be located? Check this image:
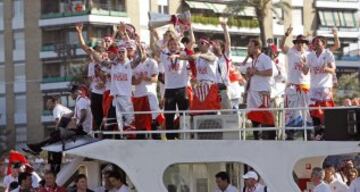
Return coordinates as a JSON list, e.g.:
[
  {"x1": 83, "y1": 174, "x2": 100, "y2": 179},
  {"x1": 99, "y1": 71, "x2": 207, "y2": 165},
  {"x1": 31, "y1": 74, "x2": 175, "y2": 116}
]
[
  {"x1": 88, "y1": 62, "x2": 105, "y2": 94},
  {"x1": 307, "y1": 49, "x2": 335, "y2": 89},
  {"x1": 249, "y1": 53, "x2": 273, "y2": 92},
  {"x1": 286, "y1": 47, "x2": 310, "y2": 85},
  {"x1": 110, "y1": 61, "x2": 133, "y2": 97},
  {"x1": 195, "y1": 52, "x2": 218, "y2": 83},
  {"x1": 159, "y1": 51, "x2": 189, "y2": 89},
  {"x1": 133, "y1": 58, "x2": 159, "y2": 97}
]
